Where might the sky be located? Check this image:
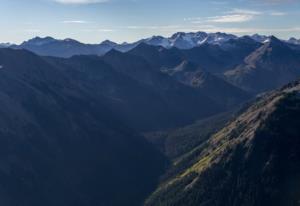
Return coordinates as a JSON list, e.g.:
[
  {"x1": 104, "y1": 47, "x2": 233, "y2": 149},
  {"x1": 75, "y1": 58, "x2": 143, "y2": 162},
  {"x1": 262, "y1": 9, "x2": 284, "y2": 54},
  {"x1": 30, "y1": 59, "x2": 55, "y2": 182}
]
[{"x1": 0, "y1": 0, "x2": 300, "y2": 44}]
